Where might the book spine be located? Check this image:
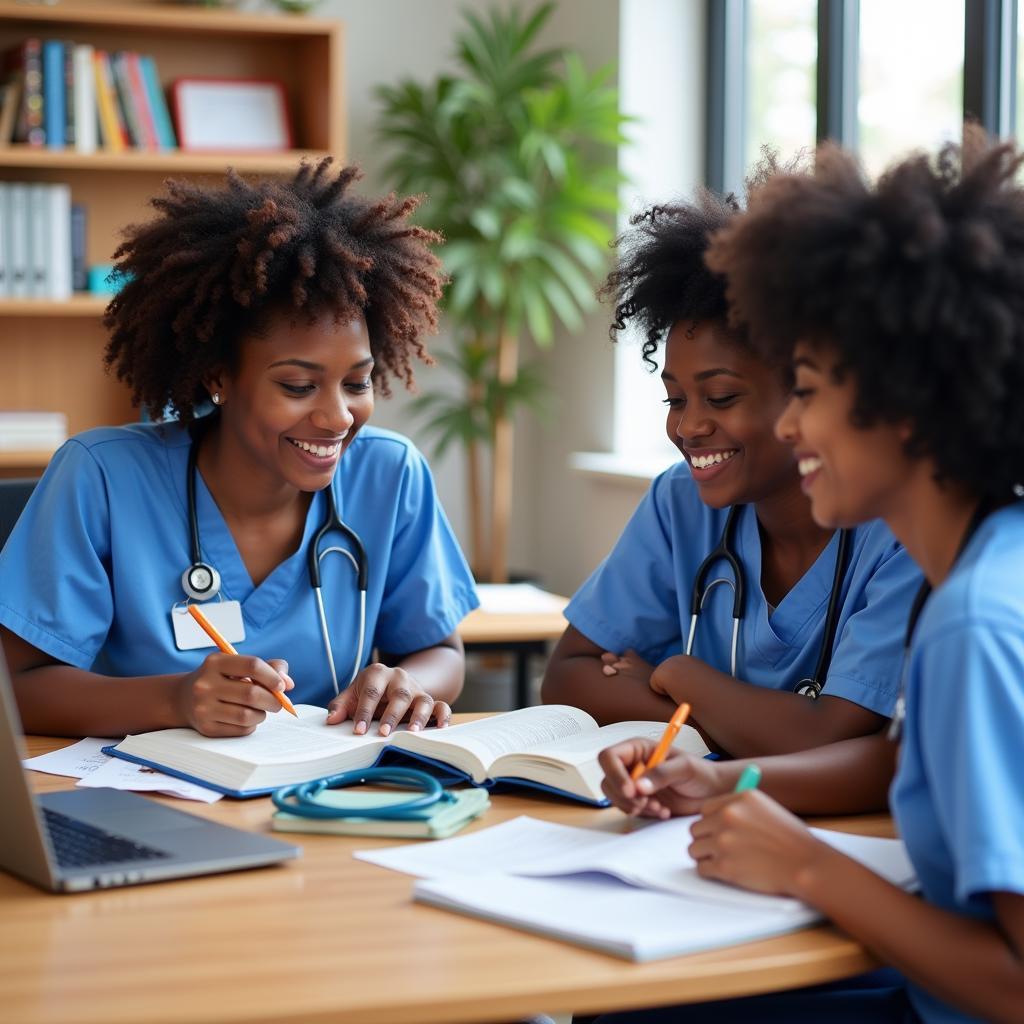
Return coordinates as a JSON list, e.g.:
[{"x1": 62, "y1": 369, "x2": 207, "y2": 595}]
[
  {"x1": 63, "y1": 40, "x2": 75, "y2": 148},
  {"x1": 0, "y1": 75, "x2": 22, "y2": 146},
  {"x1": 139, "y1": 55, "x2": 176, "y2": 150},
  {"x1": 46, "y1": 183, "x2": 72, "y2": 300},
  {"x1": 93, "y1": 50, "x2": 125, "y2": 152},
  {"x1": 27, "y1": 183, "x2": 48, "y2": 298},
  {"x1": 7, "y1": 183, "x2": 29, "y2": 298},
  {"x1": 125, "y1": 53, "x2": 158, "y2": 150},
  {"x1": 16, "y1": 39, "x2": 44, "y2": 146},
  {"x1": 42, "y1": 39, "x2": 64, "y2": 149},
  {"x1": 0, "y1": 182, "x2": 8, "y2": 299},
  {"x1": 72, "y1": 44, "x2": 96, "y2": 154},
  {"x1": 110, "y1": 52, "x2": 142, "y2": 149},
  {"x1": 70, "y1": 202, "x2": 87, "y2": 292}
]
